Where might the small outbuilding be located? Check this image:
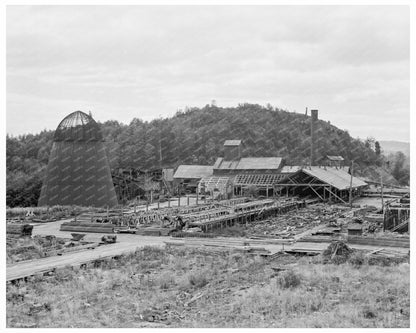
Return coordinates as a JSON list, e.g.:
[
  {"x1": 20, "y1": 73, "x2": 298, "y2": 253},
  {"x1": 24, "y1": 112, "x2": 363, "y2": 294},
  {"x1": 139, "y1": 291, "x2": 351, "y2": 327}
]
[
  {"x1": 347, "y1": 223, "x2": 363, "y2": 236},
  {"x1": 173, "y1": 165, "x2": 213, "y2": 193},
  {"x1": 326, "y1": 155, "x2": 345, "y2": 168}
]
